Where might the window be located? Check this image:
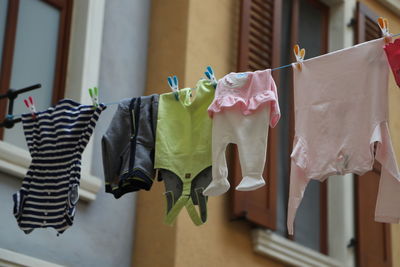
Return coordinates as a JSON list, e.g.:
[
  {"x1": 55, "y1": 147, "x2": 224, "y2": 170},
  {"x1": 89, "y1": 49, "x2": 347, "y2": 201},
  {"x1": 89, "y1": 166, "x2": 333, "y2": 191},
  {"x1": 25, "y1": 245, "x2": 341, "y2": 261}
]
[
  {"x1": 282, "y1": 0, "x2": 329, "y2": 253},
  {"x1": 0, "y1": 0, "x2": 105, "y2": 202},
  {"x1": 232, "y1": 0, "x2": 330, "y2": 253},
  {"x1": 355, "y1": 3, "x2": 392, "y2": 267},
  {"x1": 233, "y1": 0, "x2": 393, "y2": 265},
  {"x1": 0, "y1": 0, "x2": 72, "y2": 148},
  {"x1": 232, "y1": 0, "x2": 282, "y2": 230}
]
